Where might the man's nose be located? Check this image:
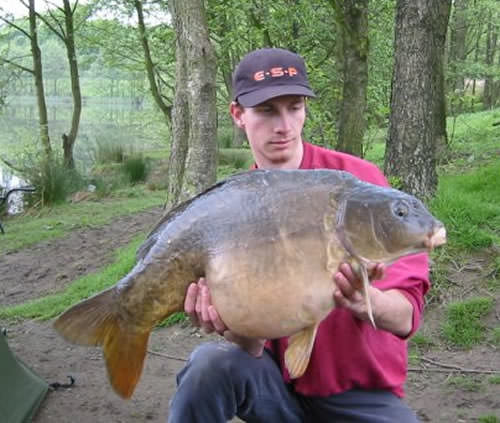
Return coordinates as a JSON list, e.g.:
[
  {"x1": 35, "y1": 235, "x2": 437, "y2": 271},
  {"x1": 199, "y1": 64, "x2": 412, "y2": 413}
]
[{"x1": 275, "y1": 111, "x2": 292, "y2": 133}]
